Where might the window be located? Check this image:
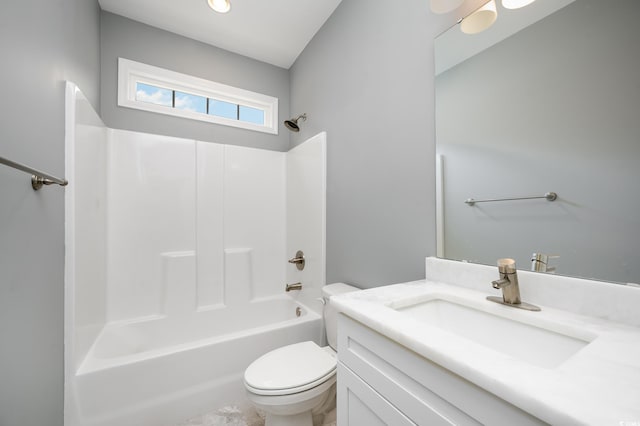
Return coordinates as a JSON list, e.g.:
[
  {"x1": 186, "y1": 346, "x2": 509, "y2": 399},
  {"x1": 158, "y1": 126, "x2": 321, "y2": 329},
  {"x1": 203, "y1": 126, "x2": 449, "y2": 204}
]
[
  {"x1": 118, "y1": 58, "x2": 278, "y2": 134},
  {"x1": 209, "y1": 99, "x2": 237, "y2": 120},
  {"x1": 136, "y1": 83, "x2": 172, "y2": 107}
]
